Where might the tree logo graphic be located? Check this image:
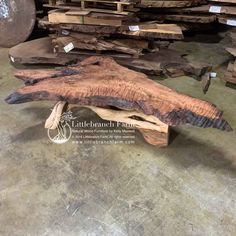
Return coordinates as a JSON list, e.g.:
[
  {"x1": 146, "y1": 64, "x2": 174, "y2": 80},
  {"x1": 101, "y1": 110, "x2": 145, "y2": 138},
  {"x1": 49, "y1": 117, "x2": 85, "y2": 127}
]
[{"x1": 47, "y1": 111, "x2": 76, "y2": 144}]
